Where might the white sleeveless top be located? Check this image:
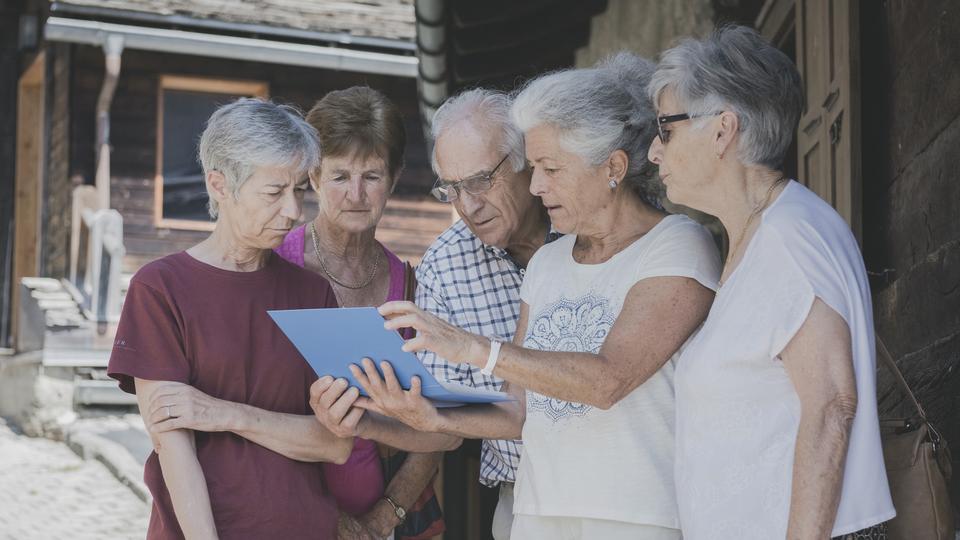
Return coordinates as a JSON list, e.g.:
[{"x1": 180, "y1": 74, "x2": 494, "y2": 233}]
[
  {"x1": 674, "y1": 181, "x2": 895, "y2": 539},
  {"x1": 515, "y1": 214, "x2": 721, "y2": 527}
]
